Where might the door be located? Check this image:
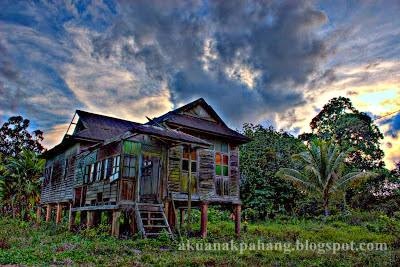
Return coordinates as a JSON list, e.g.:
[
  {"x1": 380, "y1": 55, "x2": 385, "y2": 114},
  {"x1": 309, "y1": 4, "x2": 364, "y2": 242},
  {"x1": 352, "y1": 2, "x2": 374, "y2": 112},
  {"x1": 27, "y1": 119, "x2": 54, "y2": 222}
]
[{"x1": 139, "y1": 154, "x2": 160, "y2": 203}]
